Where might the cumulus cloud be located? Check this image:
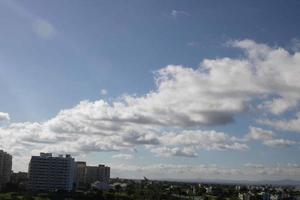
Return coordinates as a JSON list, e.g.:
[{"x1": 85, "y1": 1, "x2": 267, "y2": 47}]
[
  {"x1": 247, "y1": 126, "x2": 274, "y2": 141},
  {"x1": 259, "y1": 98, "x2": 298, "y2": 115},
  {"x1": 0, "y1": 112, "x2": 10, "y2": 122},
  {"x1": 158, "y1": 130, "x2": 248, "y2": 152},
  {"x1": 260, "y1": 112, "x2": 300, "y2": 133},
  {"x1": 151, "y1": 146, "x2": 198, "y2": 157},
  {"x1": 1, "y1": 39, "x2": 300, "y2": 174},
  {"x1": 112, "y1": 153, "x2": 134, "y2": 160},
  {"x1": 263, "y1": 139, "x2": 297, "y2": 147},
  {"x1": 41, "y1": 39, "x2": 300, "y2": 130},
  {"x1": 148, "y1": 130, "x2": 248, "y2": 158},
  {"x1": 246, "y1": 126, "x2": 296, "y2": 148},
  {"x1": 100, "y1": 89, "x2": 107, "y2": 96},
  {"x1": 32, "y1": 19, "x2": 56, "y2": 39}
]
